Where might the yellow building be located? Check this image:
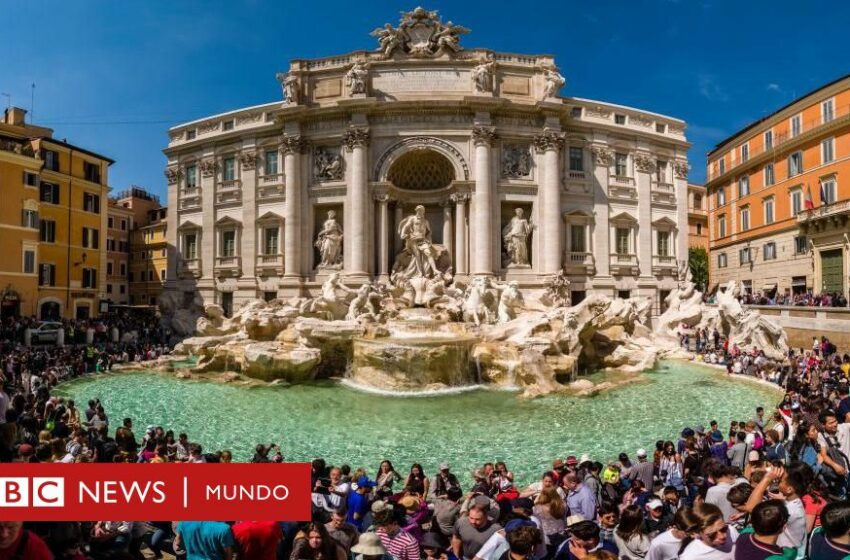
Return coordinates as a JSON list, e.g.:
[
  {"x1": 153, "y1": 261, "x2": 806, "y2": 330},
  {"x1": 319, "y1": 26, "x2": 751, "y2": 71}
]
[
  {"x1": 0, "y1": 106, "x2": 113, "y2": 320},
  {"x1": 115, "y1": 187, "x2": 167, "y2": 306}
]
